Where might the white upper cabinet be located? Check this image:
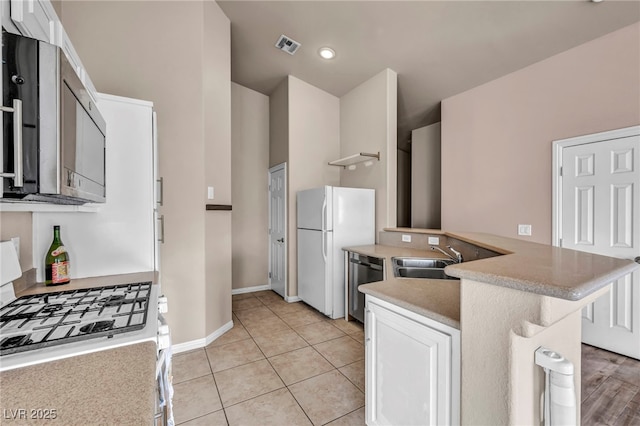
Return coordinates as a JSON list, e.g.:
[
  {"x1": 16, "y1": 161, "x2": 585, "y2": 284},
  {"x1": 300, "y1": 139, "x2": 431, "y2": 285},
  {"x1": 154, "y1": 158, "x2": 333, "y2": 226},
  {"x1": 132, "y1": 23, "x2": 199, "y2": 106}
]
[
  {"x1": 55, "y1": 23, "x2": 98, "y2": 104},
  {"x1": 9, "y1": 0, "x2": 57, "y2": 44},
  {"x1": 0, "y1": 0, "x2": 101, "y2": 211},
  {"x1": 33, "y1": 94, "x2": 158, "y2": 279},
  {"x1": 4, "y1": 0, "x2": 99, "y2": 104}
]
